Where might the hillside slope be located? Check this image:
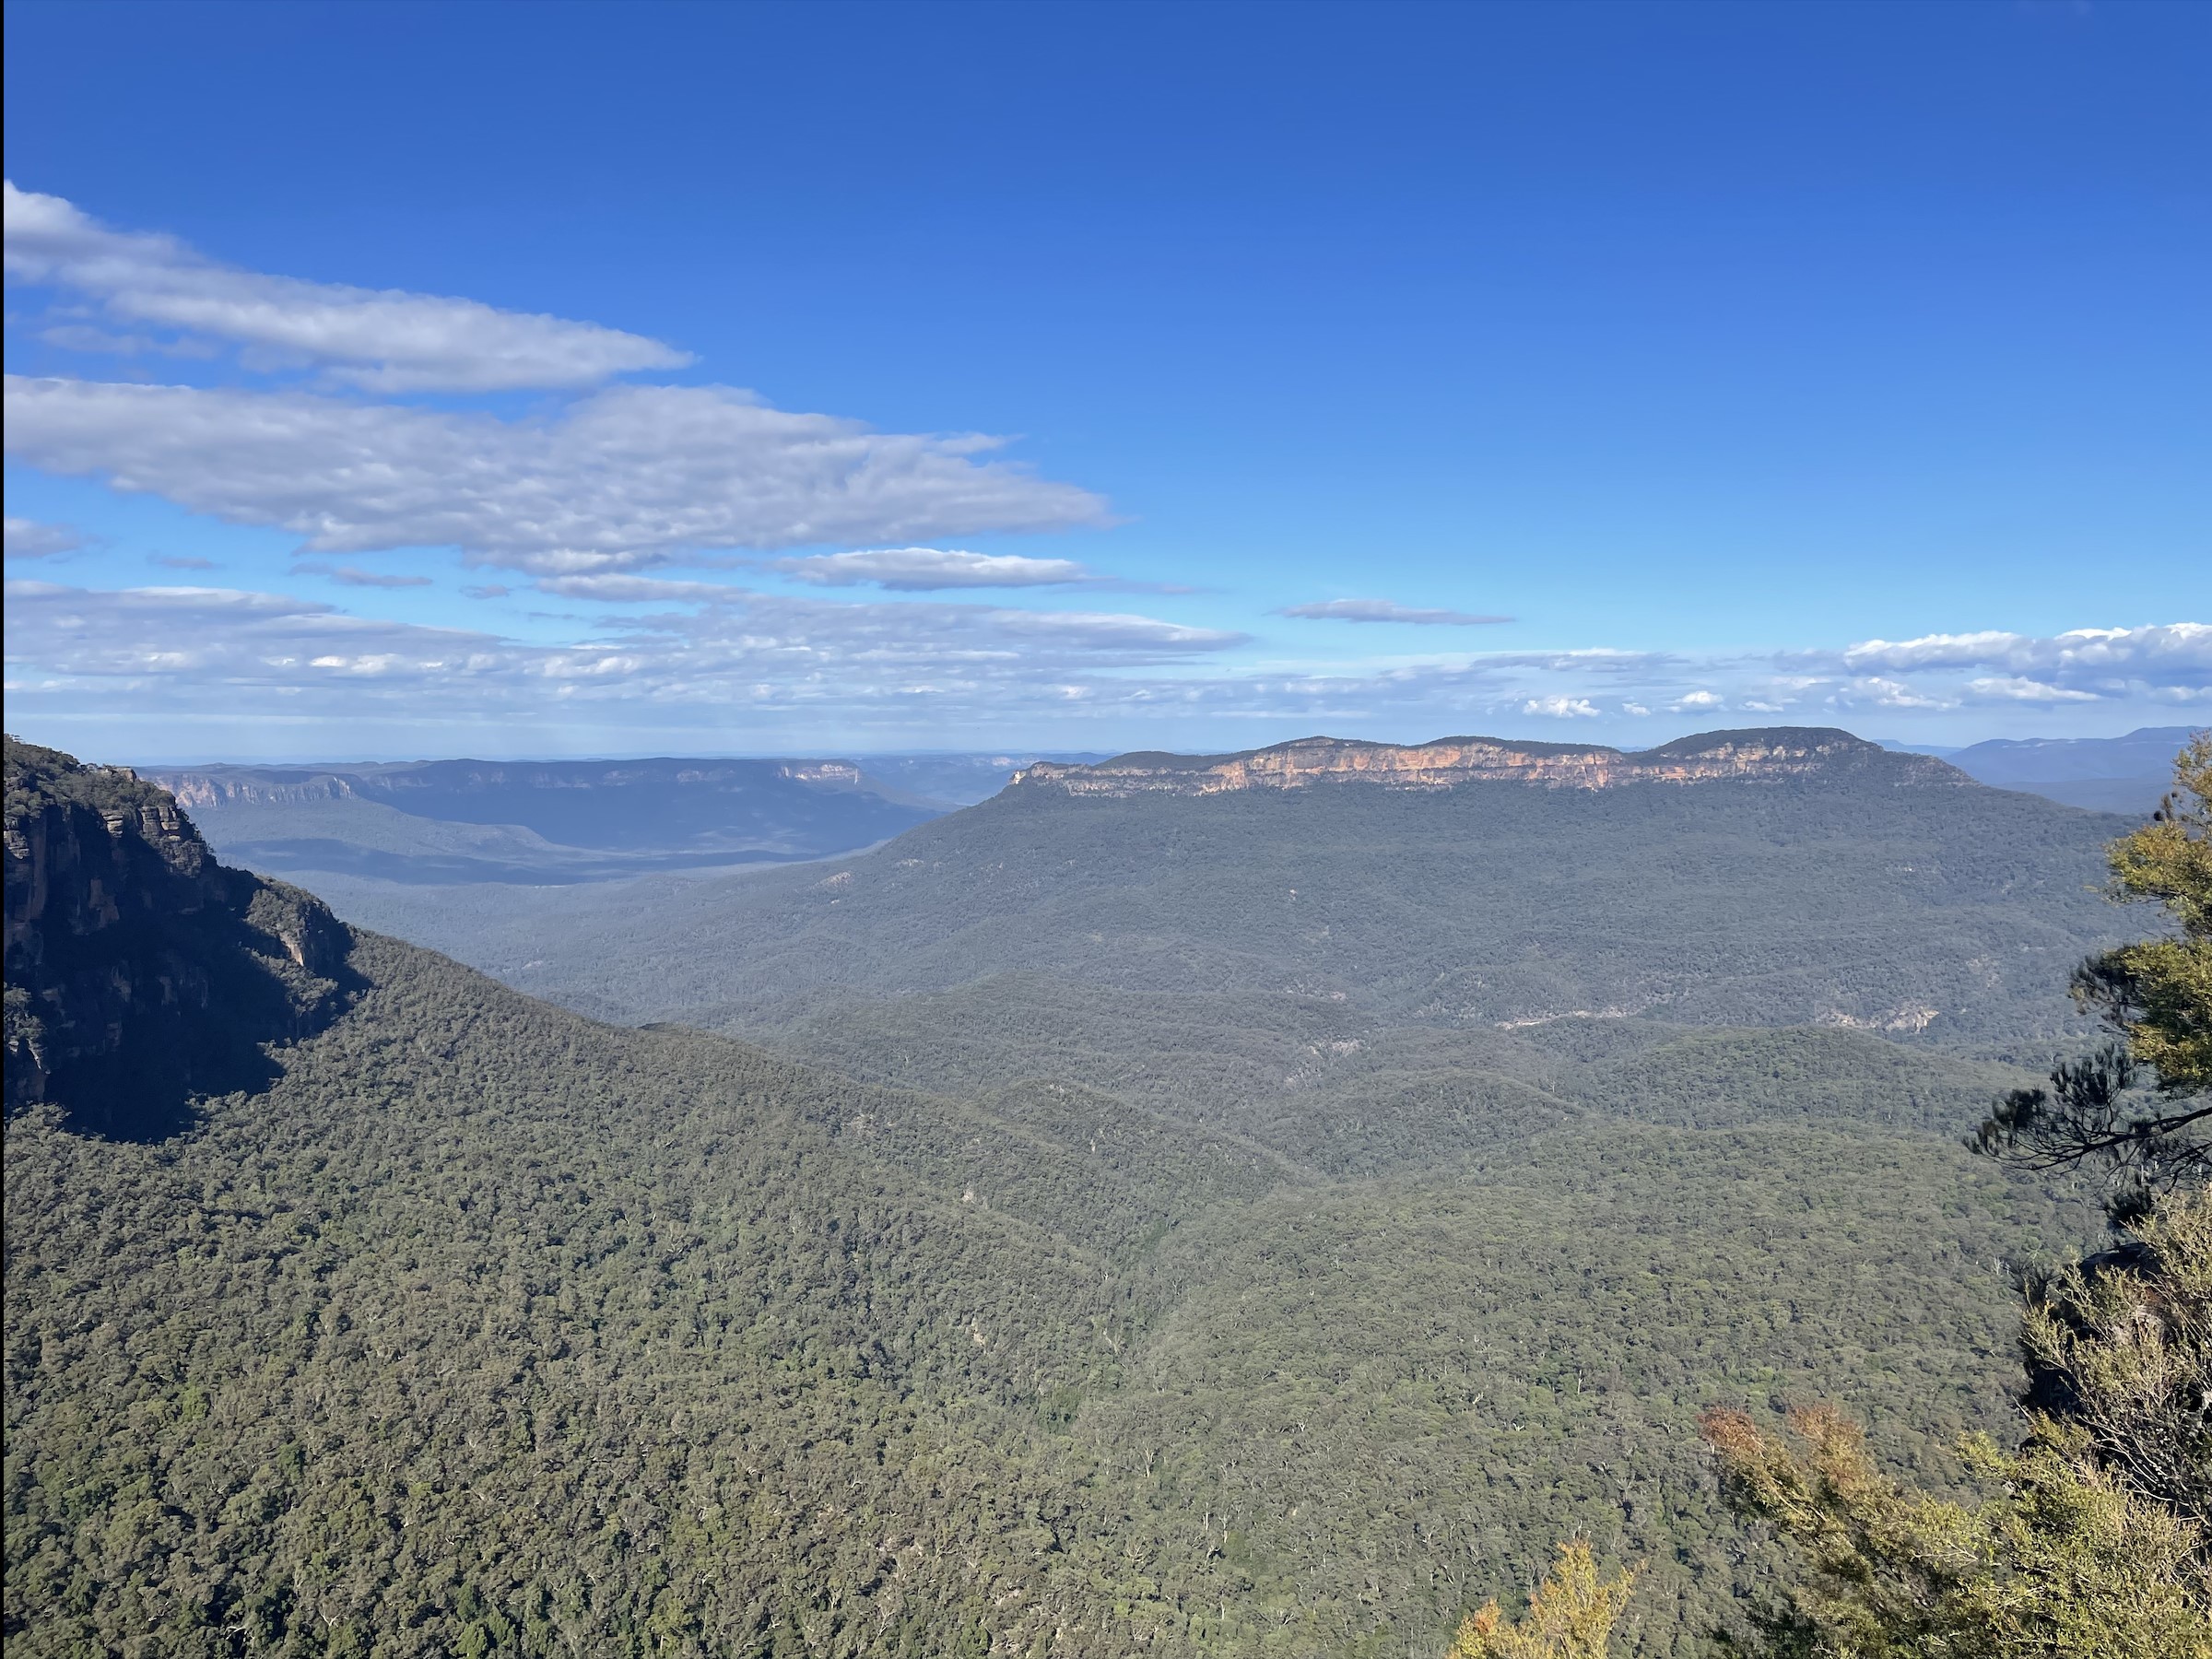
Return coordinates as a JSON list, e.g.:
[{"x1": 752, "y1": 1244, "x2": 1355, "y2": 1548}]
[{"x1": 4, "y1": 738, "x2": 2110, "y2": 1657}]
